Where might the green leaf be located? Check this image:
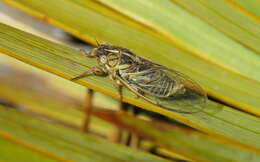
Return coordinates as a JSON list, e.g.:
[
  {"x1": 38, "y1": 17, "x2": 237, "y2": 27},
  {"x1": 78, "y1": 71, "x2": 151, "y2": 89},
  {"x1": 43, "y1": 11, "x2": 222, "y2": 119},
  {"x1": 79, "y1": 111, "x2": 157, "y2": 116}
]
[
  {"x1": 94, "y1": 110, "x2": 260, "y2": 162},
  {"x1": 0, "y1": 135, "x2": 55, "y2": 162},
  {"x1": 1, "y1": 60, "x2": 259, "y2": 161},
  {"x1": 230, "y1": 0, "x2": 260, "y2": 17},
  {"x1": 3, "y1": 0, "x2": 260, "y2": 116},
  {"x1": 171, "y1": 0, "x2": 260, "y2": 53},
  {"x1": 96, "y1": 0, "x2": 260, "y2": 82},
  {"x1": 0, "y1": 107, "x2": 168, "y2": 162},
  {"x1": 0, "y1": 59, "x2": 113, "y2": 136},
  {"x1": 0, "y1": 23, "x2": 259, "y2": 153}
]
